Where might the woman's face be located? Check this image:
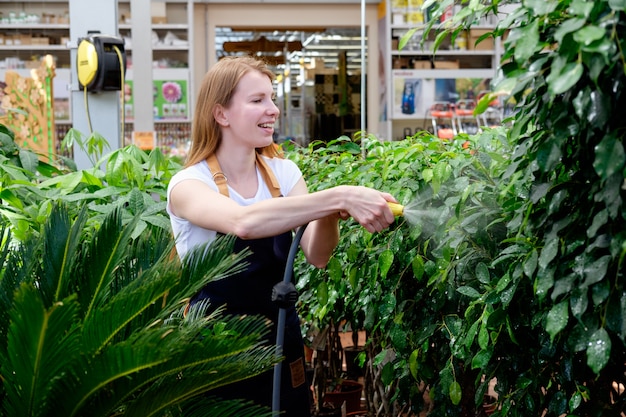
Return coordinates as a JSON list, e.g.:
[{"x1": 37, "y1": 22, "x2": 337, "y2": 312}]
[{"x1": 221, "y1": 70, "x2": 279, "y2": 148}]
